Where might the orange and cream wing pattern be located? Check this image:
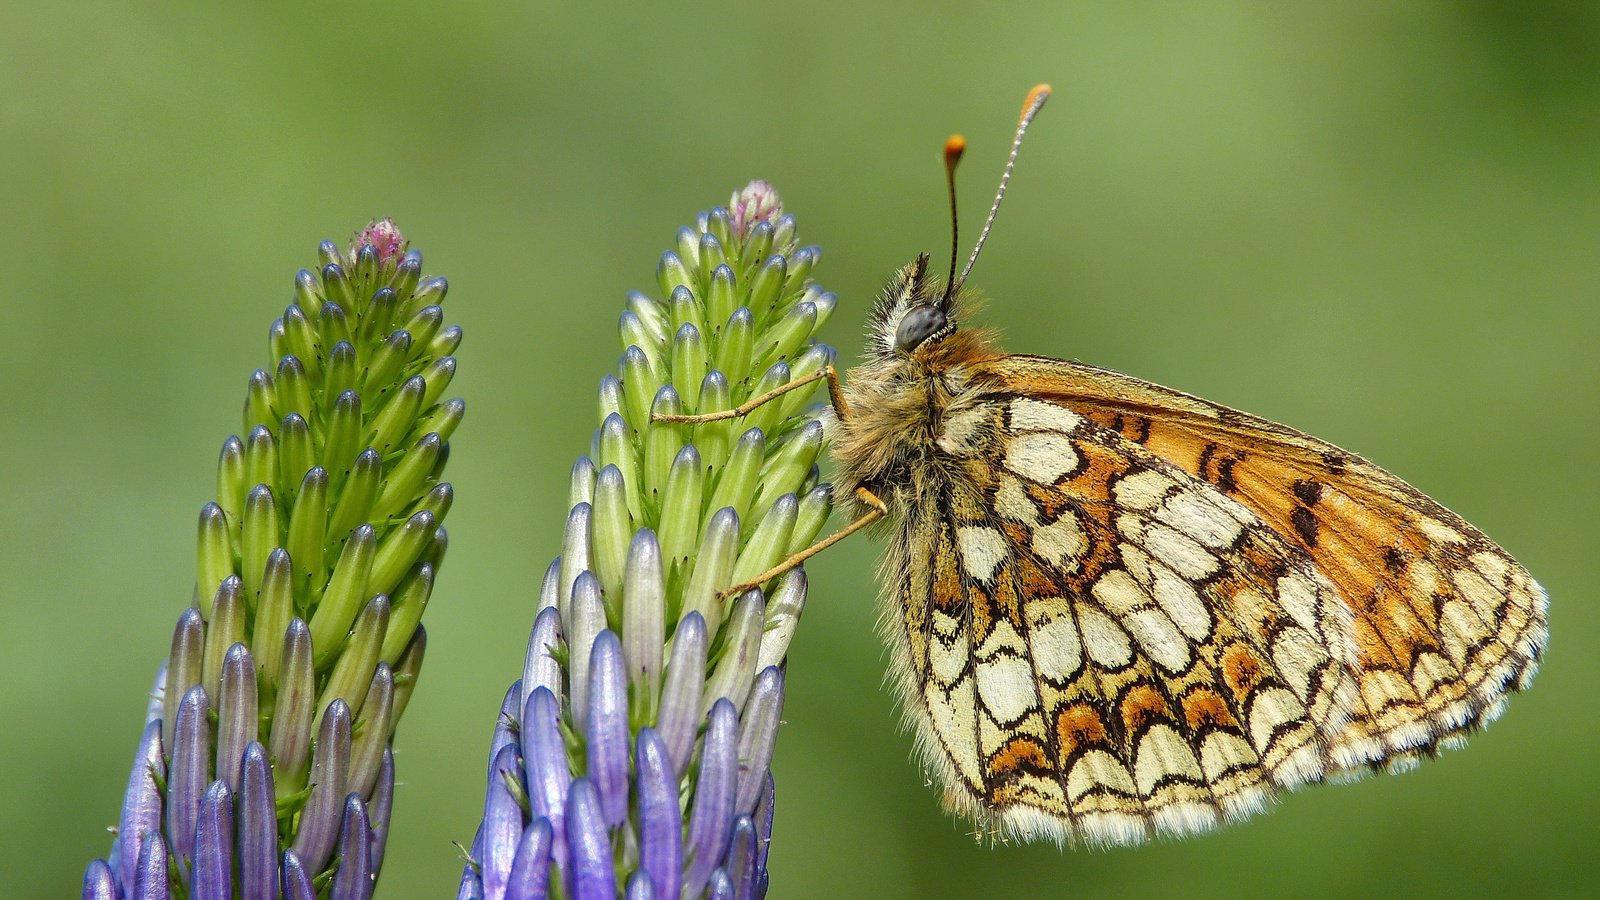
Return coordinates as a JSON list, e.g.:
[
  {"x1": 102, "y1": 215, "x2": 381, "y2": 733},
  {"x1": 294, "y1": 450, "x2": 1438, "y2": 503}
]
[
  {"x1": 885, "y1": 393, "x2": 1365, "y2": 846},
  {"x1": 990, "y1": 355, "x2": 1548, "y2": 777}
]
